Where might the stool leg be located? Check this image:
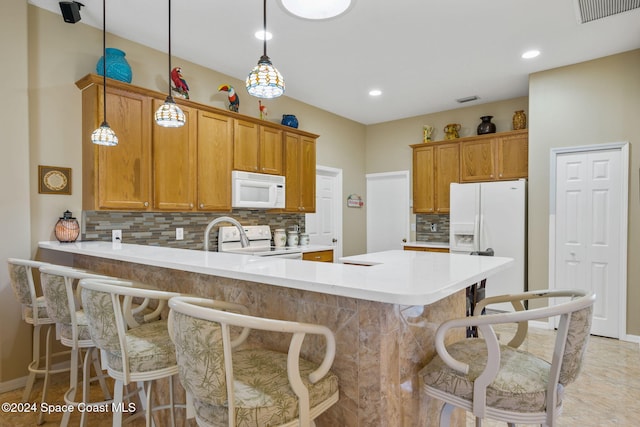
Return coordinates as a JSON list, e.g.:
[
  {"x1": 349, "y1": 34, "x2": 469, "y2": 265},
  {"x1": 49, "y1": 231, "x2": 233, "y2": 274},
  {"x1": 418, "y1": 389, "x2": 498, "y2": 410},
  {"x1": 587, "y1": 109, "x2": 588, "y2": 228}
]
[
  {"x1": 169, "y1": 375, "x2": 176, "y2": 427},
  {"x1": 61, "y1": 346, "x2": 79, "y2": 427},
  {"x1": 36, "y1": 325, "x2": 54, "y2": 425},
  {"x1": 112, "y1": 380, "x2": 124, "y2": 427},
  {"x1": 92, "y1": 350, "x2": 112, "y2": 400},
  {"x1": 79, "y1": 347, "x2": 93, "y2": 427},
  {"x1": 22, "y1": 323, "x2": 41, "y2": 402}
]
